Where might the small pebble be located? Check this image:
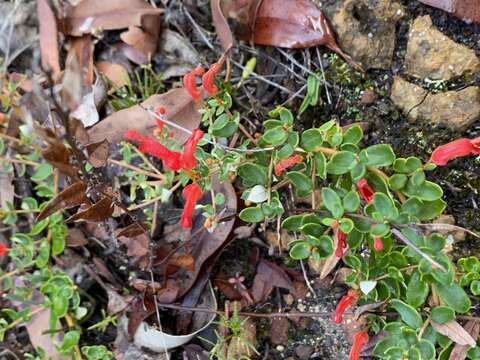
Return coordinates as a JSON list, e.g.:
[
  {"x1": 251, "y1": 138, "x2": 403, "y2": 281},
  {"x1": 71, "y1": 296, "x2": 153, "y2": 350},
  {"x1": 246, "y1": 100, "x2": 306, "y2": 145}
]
[{"x1": 276, "y1": 345, "x2": 285, "y2": 352}]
